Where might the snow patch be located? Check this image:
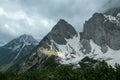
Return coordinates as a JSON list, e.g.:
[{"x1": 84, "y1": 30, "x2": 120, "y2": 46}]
[
  {"x1": 88, "y1": 40, "x2": 120, "y2": 67},
  {"x1": 51, "y1": 33, "x2": 85, "y2": 65},
  {"x1": 14, "y1": 43, "x2": 25, "y2": 60},
  {"x1": 49, "y1": 33, "x2": 120, "y2": 67},
  {"x1": 12, "y1": 45, "x2": 21, "y2": 51},
  {"x1": 104, "y1": 15, "x2": 120, "y2": 25}
]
